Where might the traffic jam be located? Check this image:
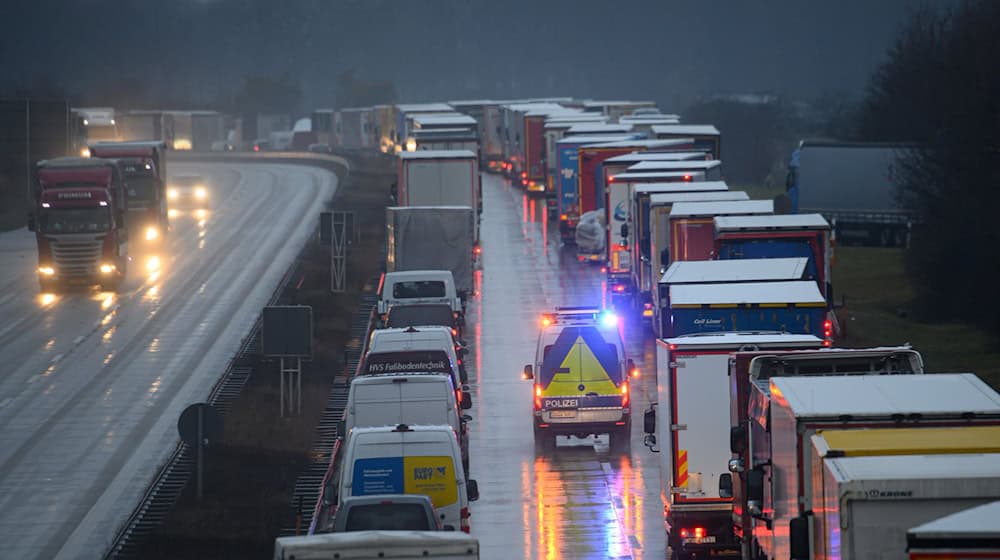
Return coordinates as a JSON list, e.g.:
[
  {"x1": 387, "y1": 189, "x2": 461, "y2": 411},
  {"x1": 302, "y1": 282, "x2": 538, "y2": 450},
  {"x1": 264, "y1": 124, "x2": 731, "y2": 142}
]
[{"x1": 268, "y1": 99, "x2": 1000, "y2": 559}]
